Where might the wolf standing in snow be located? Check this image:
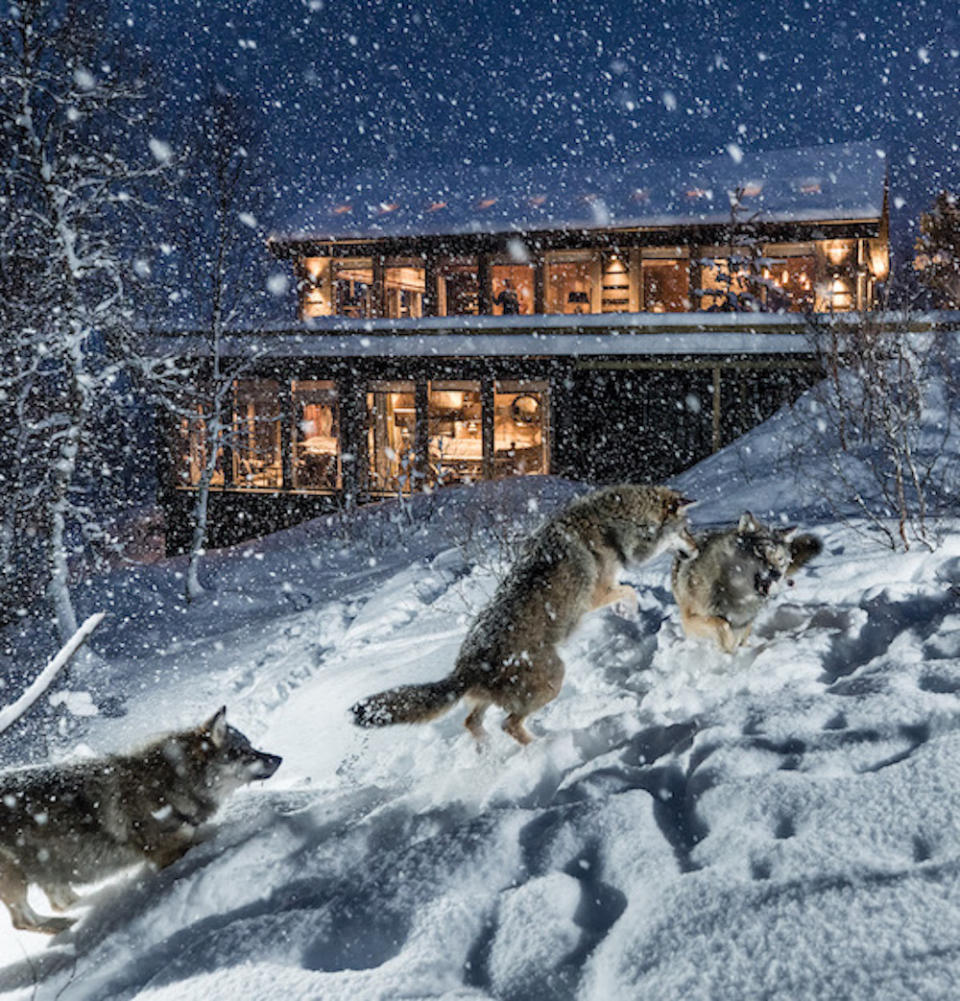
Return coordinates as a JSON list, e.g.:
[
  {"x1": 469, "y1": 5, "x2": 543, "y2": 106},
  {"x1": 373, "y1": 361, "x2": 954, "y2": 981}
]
[
  {"x1": 672, "y1": 512, "x2": 822, "y2": 653},
  {"x1": 352, "y1": 485, "x2": 697, "y2": 745},
  {"x1": 0, "y1": 707, "x2": 281, "y2": 934}
]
